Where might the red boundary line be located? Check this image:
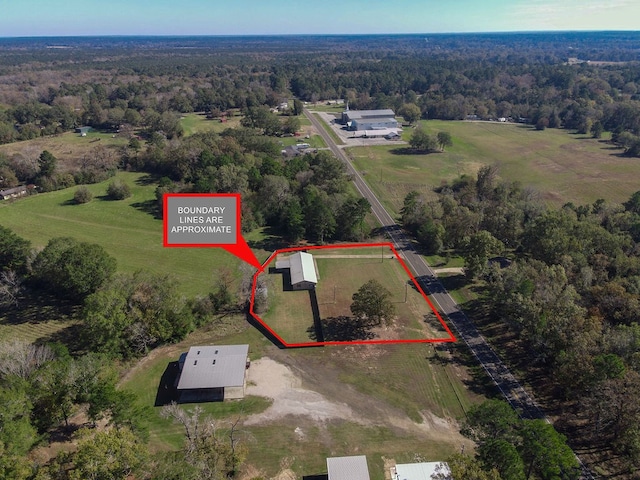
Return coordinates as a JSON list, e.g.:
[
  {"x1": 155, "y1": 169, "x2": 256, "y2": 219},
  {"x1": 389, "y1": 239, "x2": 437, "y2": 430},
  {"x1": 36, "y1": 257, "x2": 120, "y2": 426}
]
[{"x1": 249, "y1": 242, "x2": 456, "y2": 347}]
